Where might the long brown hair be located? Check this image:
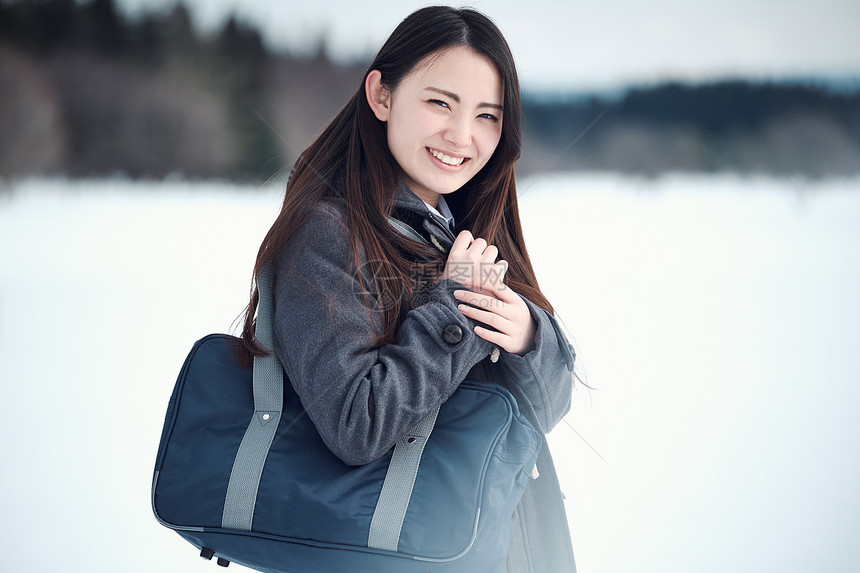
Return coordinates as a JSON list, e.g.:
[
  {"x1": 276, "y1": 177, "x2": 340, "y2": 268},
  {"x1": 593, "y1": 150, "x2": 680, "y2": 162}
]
[{"x1": 241, "y1": 6, "x2": 554, "y2": 357}]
